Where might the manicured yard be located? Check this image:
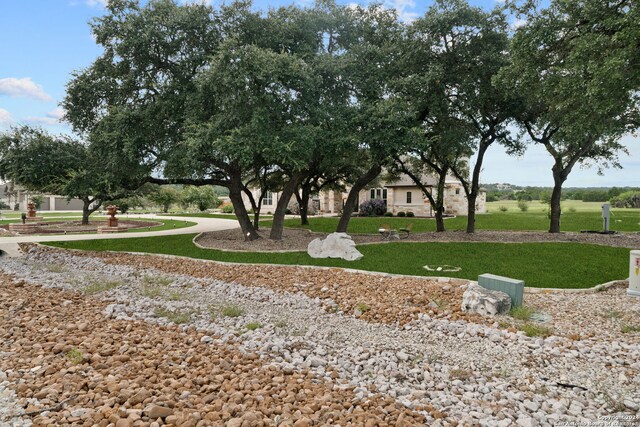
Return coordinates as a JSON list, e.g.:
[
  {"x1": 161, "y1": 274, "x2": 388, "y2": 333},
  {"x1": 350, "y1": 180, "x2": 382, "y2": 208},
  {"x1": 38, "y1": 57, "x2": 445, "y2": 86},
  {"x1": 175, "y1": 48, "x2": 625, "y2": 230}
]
[
  {"x1": 163, "y1": 213, "x2": 271, "y2": 220},
  {"x1": 46, "y1": 234, "x2": 630, "y2": 289},
  {"x1": 262, "y1": 209, "x2": 640, "y2": 234},
  {"x1": 0, "y1": 218, "x2": 196, "y2": 234},
  {"x1": 486, "y1": 200, "x2": 610, "y2": 213}
]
